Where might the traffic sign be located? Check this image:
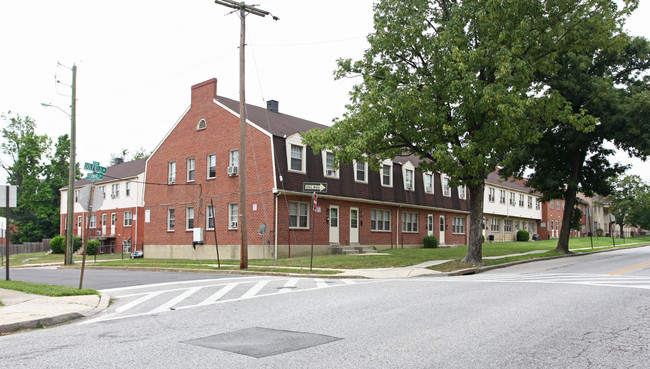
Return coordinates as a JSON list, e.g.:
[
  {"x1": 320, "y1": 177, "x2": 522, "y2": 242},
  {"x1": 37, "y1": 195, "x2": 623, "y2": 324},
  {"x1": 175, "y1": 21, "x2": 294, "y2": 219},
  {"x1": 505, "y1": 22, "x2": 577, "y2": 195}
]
[
  {"x1": 303, "y1": 182, "x2": 327, "y2": 193},
  {"x1": 86, "y1": 173, "x2": 103, "y2": 180},
  {"x1": 84, "y1": 161, "x2": 106, "y2": 174},
  {"x1": 312, "y1": 192, "x2": 318, "y2": 211}
]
